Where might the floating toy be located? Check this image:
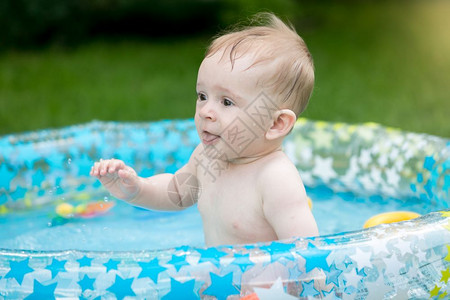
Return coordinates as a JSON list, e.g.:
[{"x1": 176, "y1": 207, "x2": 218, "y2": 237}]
[
  {"x1": 363, "y1": 210, "x2": 421, "y2": 228},
  {"x1": 55, "y1": 201, "x2": 115, "y2": 219},
  {"x1": 240, "y1": 292, "x2": 260, "y2": 300}
]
